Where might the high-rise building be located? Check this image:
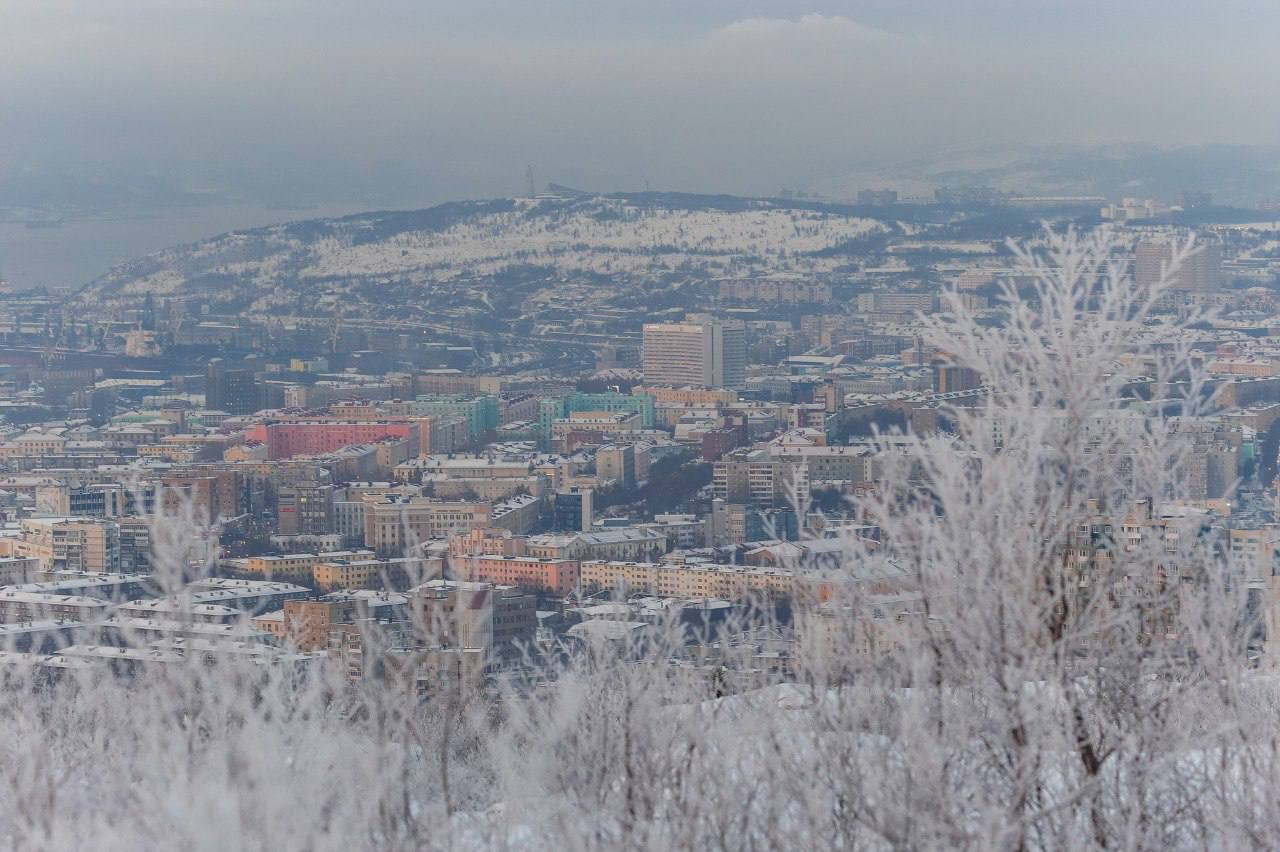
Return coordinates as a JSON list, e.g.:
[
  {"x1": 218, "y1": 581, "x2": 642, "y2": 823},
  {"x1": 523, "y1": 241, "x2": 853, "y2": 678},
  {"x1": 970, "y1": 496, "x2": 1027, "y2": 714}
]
[
  {"x1": 553, "y1": 487, "x2": 594, "y2": 533},
  {"x1": 278, "y1": 482, "x2": 336, "y2": 537},
  {"x1": 206, "y1": 358, "x2": 259, "y2": 415},
  {"x1": 117, "y1": 518, "x2": 152, "y2": 573},
  {"x1": 1135, "y1": 240, "x2": 1221, "y2": 291},
  {"x1": 642, "y1": 315, "x2": 745, "y2": 388},
  {"x1": 595, "y1": 444, "x2": 636, "y2": 487}
]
